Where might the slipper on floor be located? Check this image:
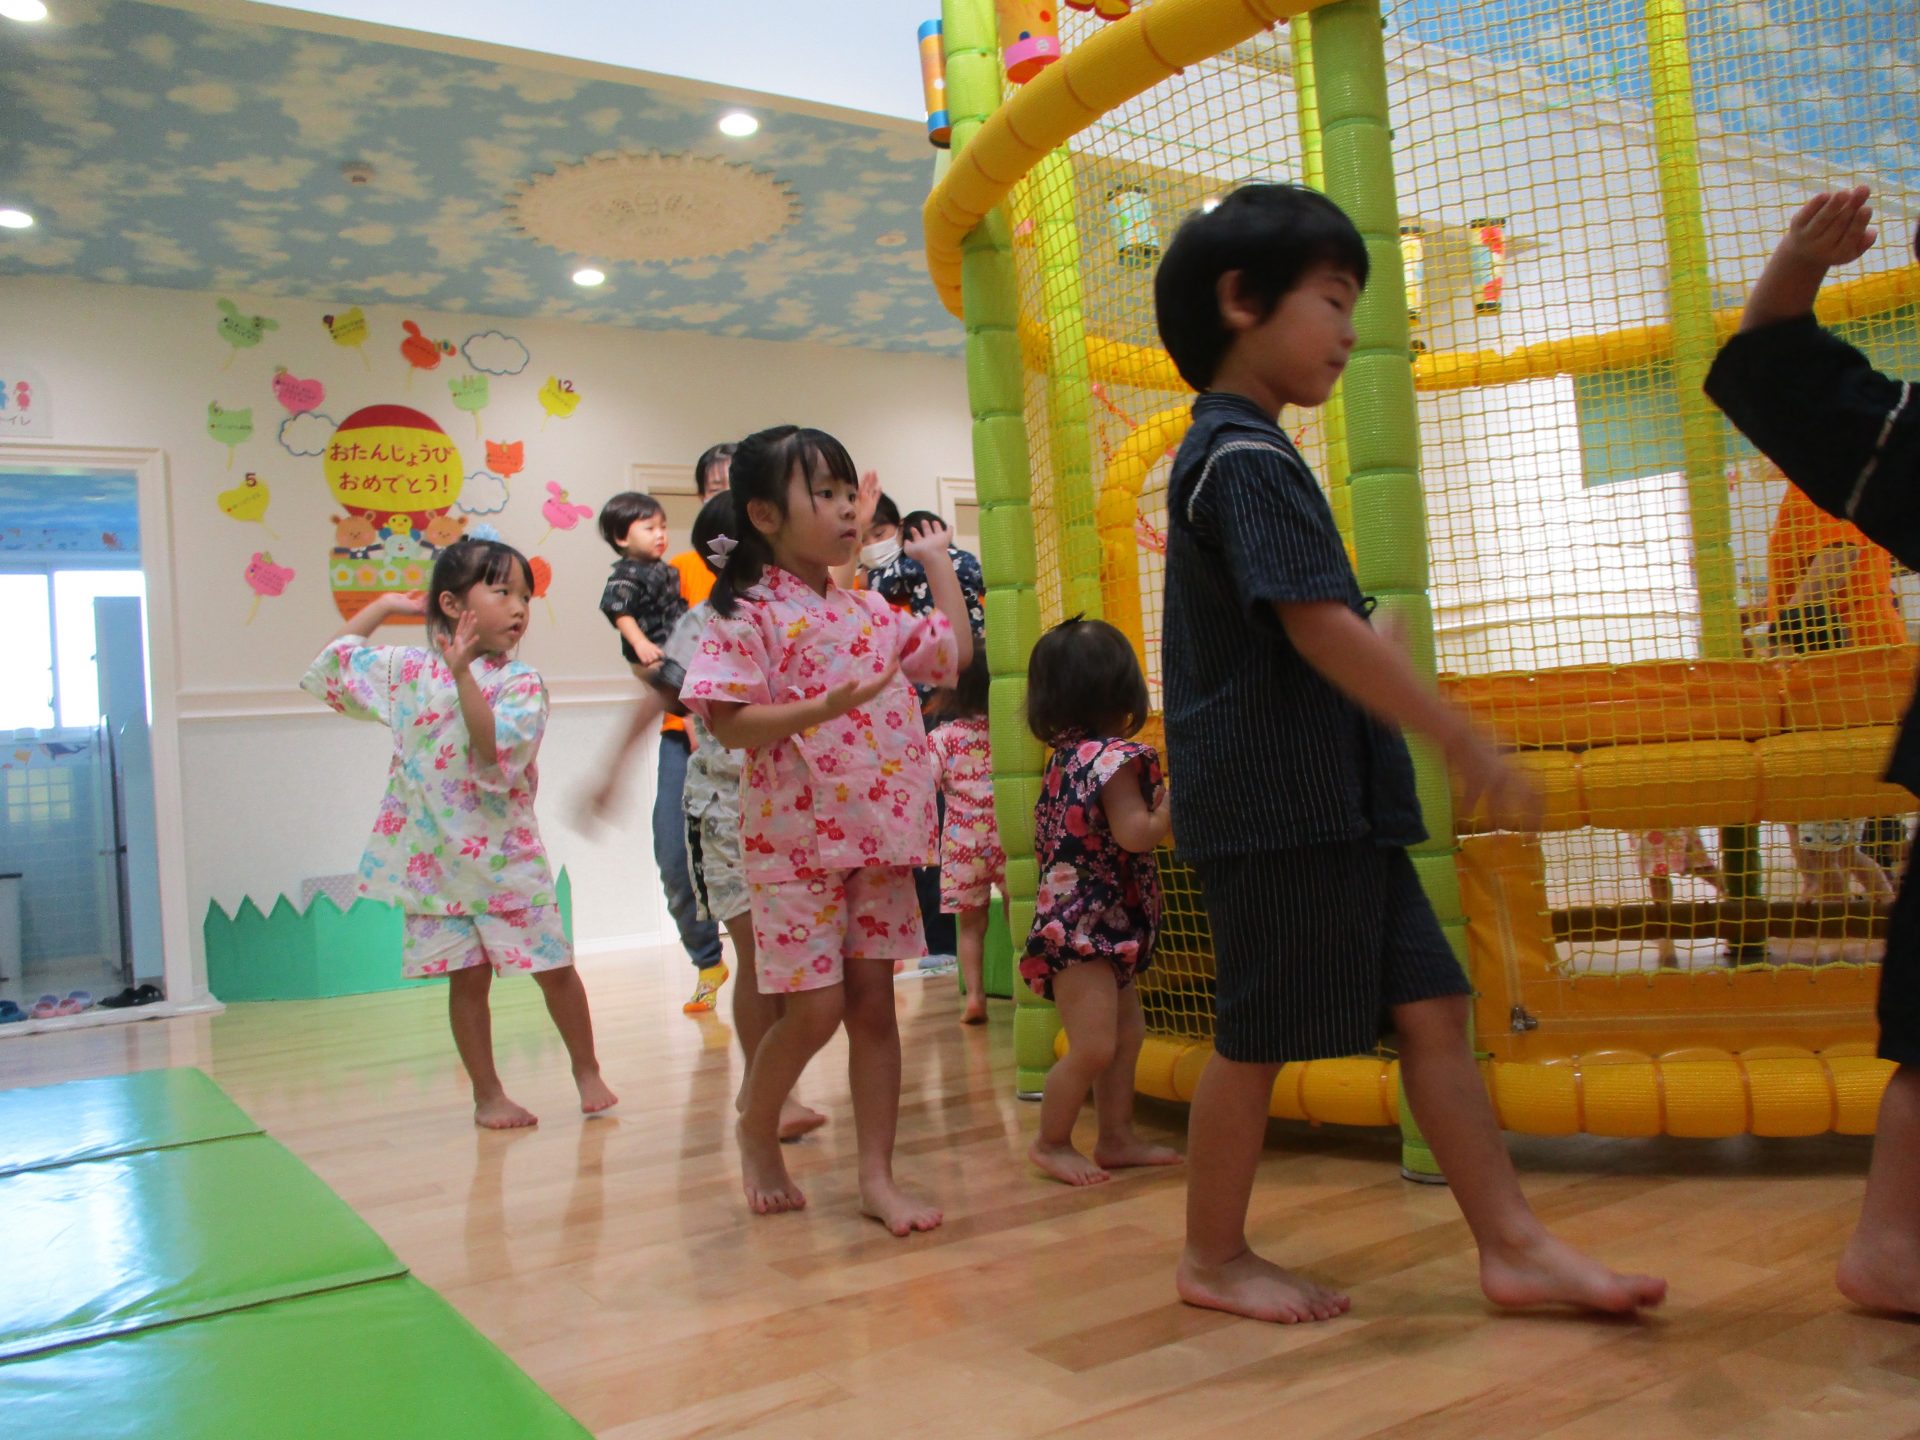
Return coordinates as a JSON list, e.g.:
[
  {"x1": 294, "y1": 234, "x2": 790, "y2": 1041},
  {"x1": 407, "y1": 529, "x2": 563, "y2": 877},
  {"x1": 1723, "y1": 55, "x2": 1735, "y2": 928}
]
[
  {"x1": 0, "y1": 1000, "x2": 25, "y2": 1024},
  {"x1": 29, "y1": 995, "x2": 60, "y2": 1019},
  {"x1": 97, "y1": 987, "x2": 139, "y2": 1009},
  {"x1": 57, "y1": 991, "x2": 93, "y2": 1015},
  {"x1": 132, "y1": 983, "x2": 163, "y2": 1005}
]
